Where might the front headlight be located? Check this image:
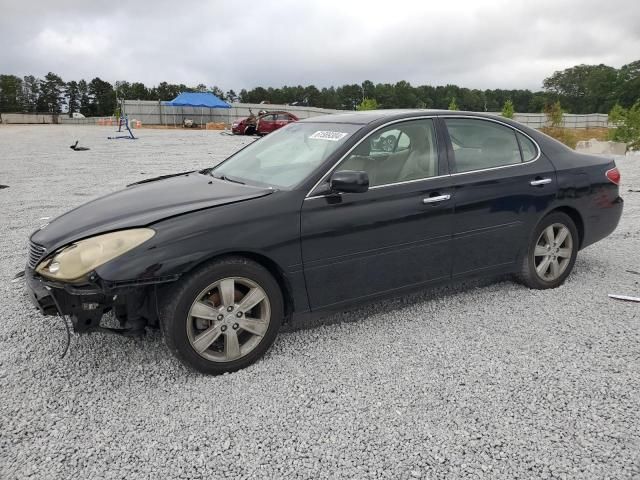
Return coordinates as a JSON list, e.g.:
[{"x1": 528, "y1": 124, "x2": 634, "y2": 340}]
[{"x1": 36, "y1": 228, "x2": 155, "y2": 283}]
